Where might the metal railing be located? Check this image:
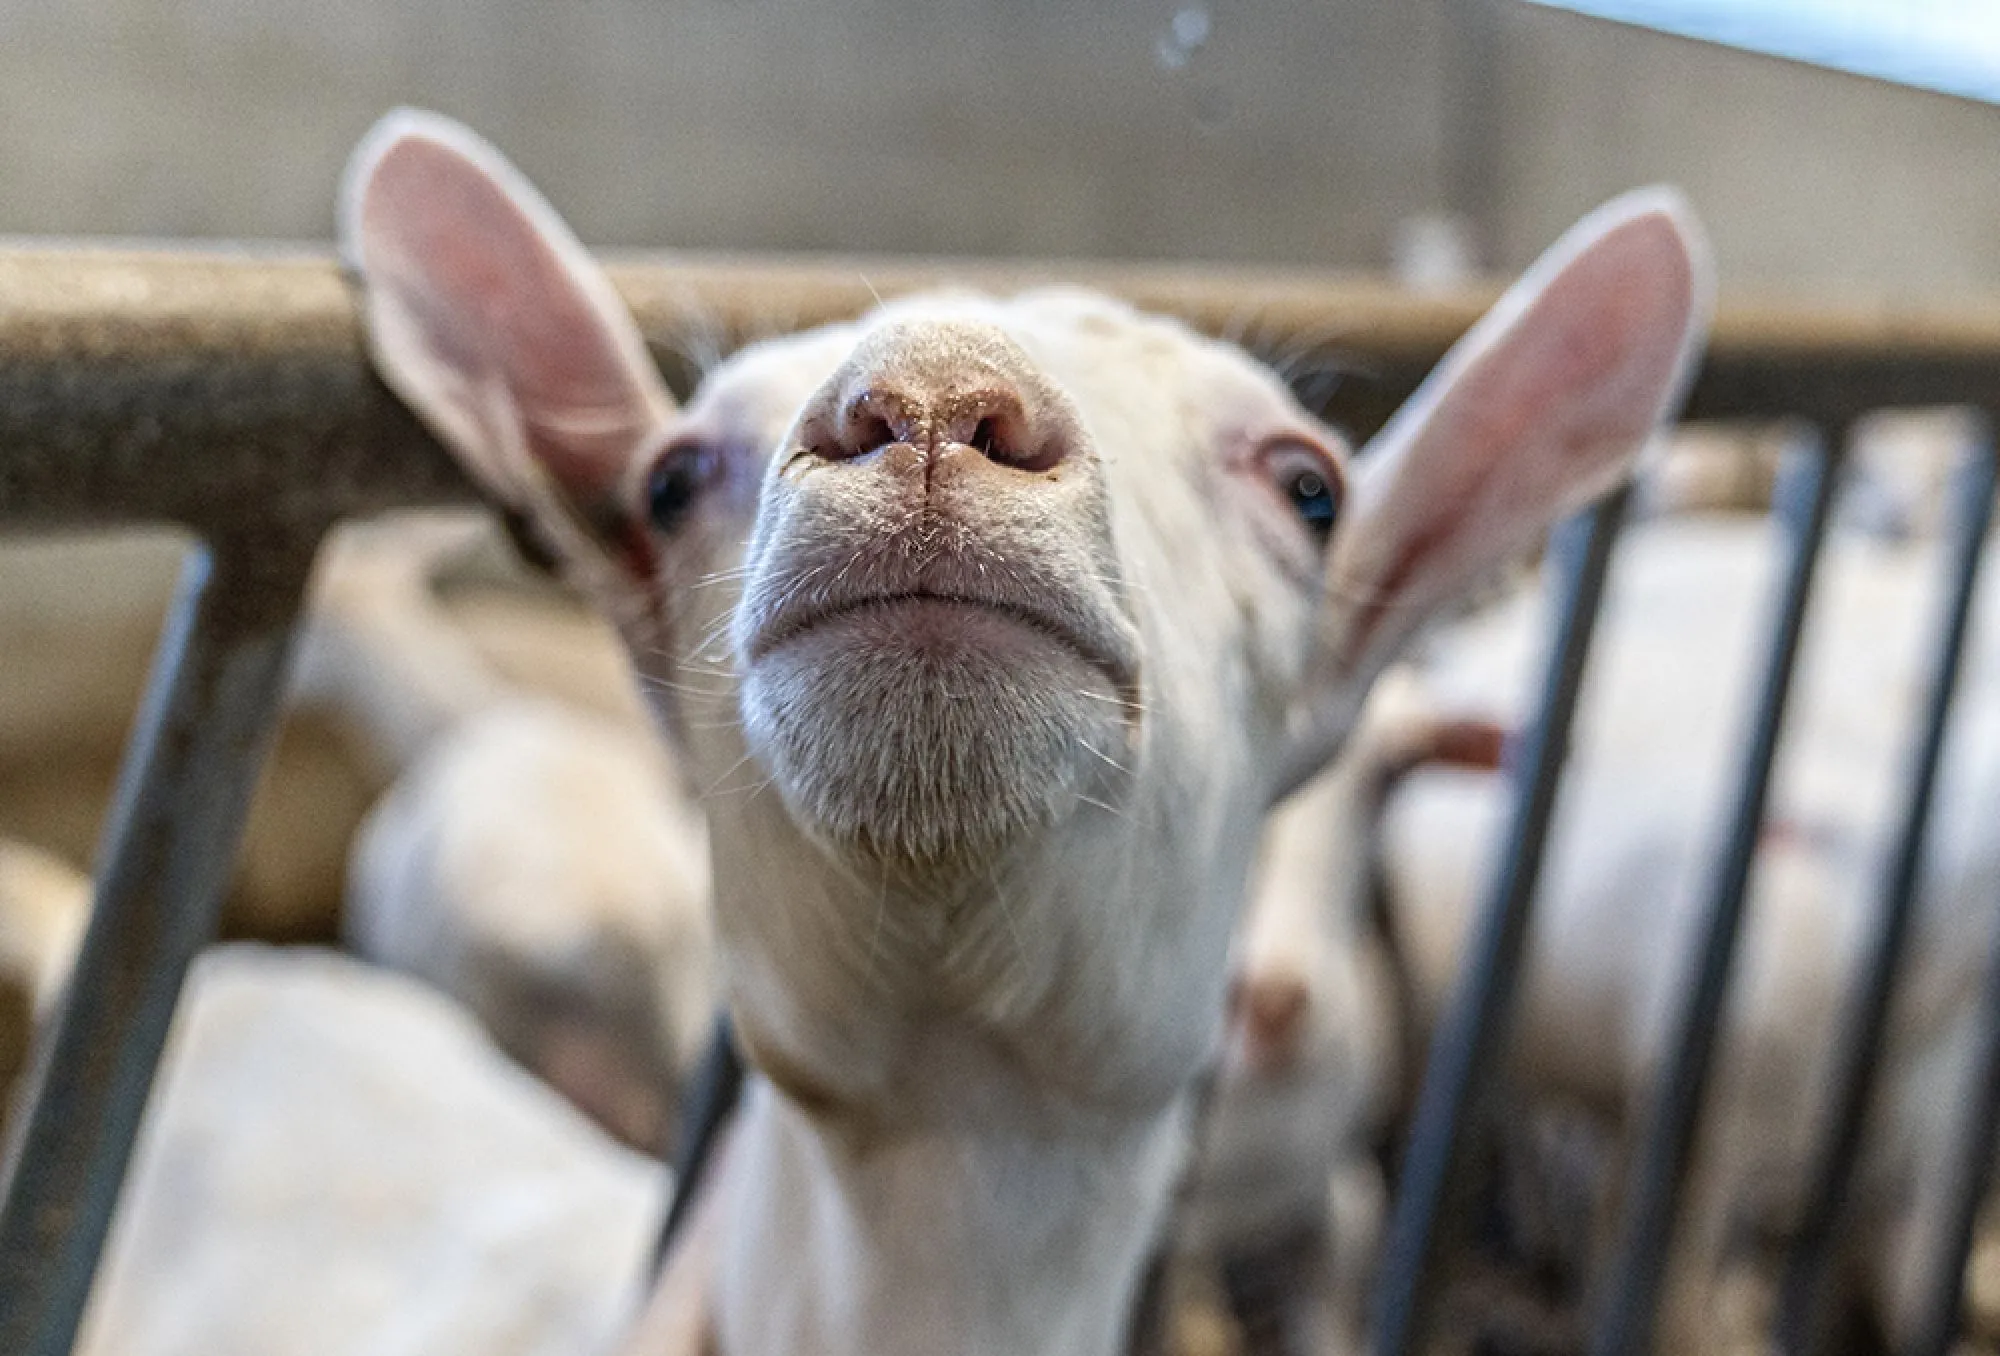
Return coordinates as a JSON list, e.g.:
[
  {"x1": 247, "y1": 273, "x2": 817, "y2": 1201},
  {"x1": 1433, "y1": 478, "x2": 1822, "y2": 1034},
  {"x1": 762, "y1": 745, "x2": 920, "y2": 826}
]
[{"x1": 0, "y1": 244, "x2": 1997, "y2": 1356}]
